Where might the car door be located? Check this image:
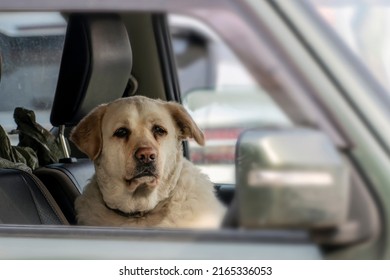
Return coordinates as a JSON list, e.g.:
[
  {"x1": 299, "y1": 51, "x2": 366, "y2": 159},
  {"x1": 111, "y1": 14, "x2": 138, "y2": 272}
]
[{"x1": 0, "y1": 0, "x2": 386, "y2": 260}]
